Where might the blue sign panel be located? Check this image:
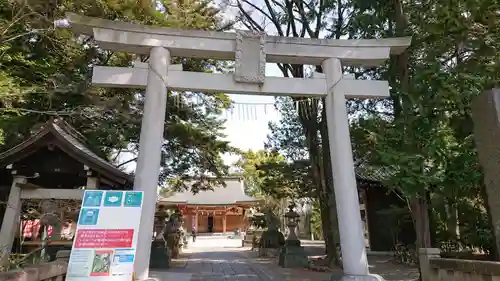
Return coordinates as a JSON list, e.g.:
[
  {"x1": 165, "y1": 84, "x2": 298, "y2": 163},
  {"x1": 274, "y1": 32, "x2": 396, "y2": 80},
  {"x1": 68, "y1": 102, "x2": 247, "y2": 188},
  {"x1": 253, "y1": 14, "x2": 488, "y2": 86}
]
[
  {"x1": 103, "y1": 191, "x2": 124, "y2": 207},
  {"x1": 82, "y1": 191, "x2": 103, "y2": 207},
  {"x1": 78, "y1": 208, "x2": 100, "y2": 225},
  {"x1": 124, "y1": 192, "x2": 143, "y2": 207}
]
